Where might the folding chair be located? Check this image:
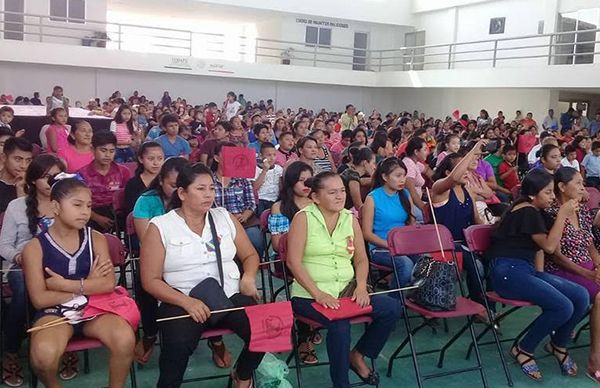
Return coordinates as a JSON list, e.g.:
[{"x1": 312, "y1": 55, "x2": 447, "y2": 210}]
[
  {"x1": 278, "y1": 233, "x2": 376, "y2": 388},
  {"x1": 124, "y1": 212, "x2": 139, "y2": 296},
  {"x1": 29, "y1": 234, "x2": 138, "y2": 388},
  {"x1": 121, "y1": 162, "x2": 138, "y2": 177},
  {"x1": 264, "y1": 220, "x2": 293, "y2": 303},
  {"x1": 257, "y1": 209, "x2": 271, "y2": 303},
  {"x1": 463, "y1": 224, "x2": 536, "y2": 387},
  {"x1": 510, "y1": 184, "x2": 521, "y2": 200},
  {"x1": 586, "y1": 187, "x2": 600, "y2": 210},
  {"x1": 112, "y1": 189, "x2": 126, "y2": 237},
  {"x1": 104, "y1": 233, "x2": 128, "y2": 288},
  {"x1": 385, "y1": 224, "x2": 489, "y2": 388}
]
